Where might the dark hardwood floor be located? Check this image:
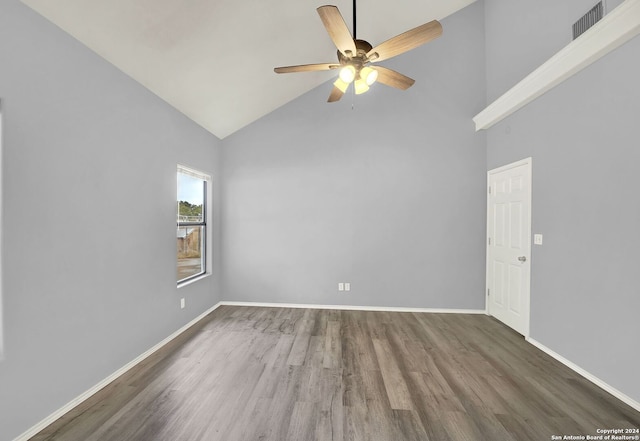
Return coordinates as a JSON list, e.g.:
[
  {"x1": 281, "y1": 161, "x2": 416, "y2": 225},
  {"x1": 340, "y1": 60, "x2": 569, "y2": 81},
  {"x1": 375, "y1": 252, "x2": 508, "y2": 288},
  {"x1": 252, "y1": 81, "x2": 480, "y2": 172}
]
[{"x1": 31, "y1": 306, "x2": 640, "y2": 441}]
